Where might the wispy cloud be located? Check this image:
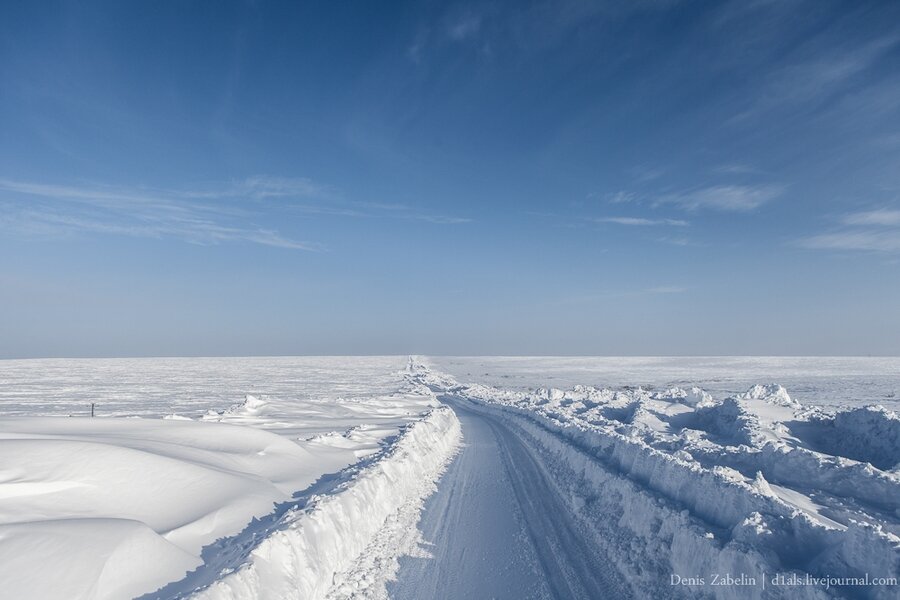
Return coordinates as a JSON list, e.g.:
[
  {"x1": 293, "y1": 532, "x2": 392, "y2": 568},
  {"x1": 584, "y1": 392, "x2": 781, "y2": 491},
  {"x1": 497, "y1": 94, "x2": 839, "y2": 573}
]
[
  {"x1": 713, "y1": 163, "x2": 758, "y2": 175},
  {"x1": 628, "y1": 165, "x2": 666, "y2": 183},
  {"x1": 725, "y1": 30, "x2": 900, "y2": 126},
  {"x1": 285, "y1": 197, "x2": 470, "y2": 224},
  {"x1": 5, "y1": 209, "x2": 313, "y2": 250},
  {"x1": 841, "y1": 209, "x2": 900, "y2": 227},
  {"x1": 413, "y1": 214, "x2": 472, "y2": 224},
  {"x1": 0, "y1": 178, "x2": 322, "y2": 250},
  {"x1": 657, "y1": 235, "x2": 703, "y2": 247},
  {"x1": 800, "y1": 230, "x2": 900, "y2": 253},
  {"x1": 0, "y1": 175, "x2": 325, "y2": 207},
  {"x1": 595, "y1": 216, "x2": 688, "y2": 226},
  {"x1": 0, "y1": 176, "x2": 469, "y2": 249},
  {"x1": 766, "y1": 35, "x2": 898, "y2": 107},
  {"x1": 659, "y1": 185, "x2": 782, "y2": 212},
  {"x1": 601, "y1": 191, "x2": 638, "y2": 204},
  {"x1": 406, "y1": 10, "x2": 482, "y2": 63},
  {"x1": 235, "y1": 175, "x2": 329, "y2": 200},
  {"x1": 406, "y1": 26, "x2": 430, "y2": 64},
  {"x1": 286, "y1": 203, "x2": 368, "y2": 218},
  {"x1": 447, "y1": 14, "x2": 481, "y2": 41},
  {"x1": 800, "y1": 207, "x2": 900, "y2": 253},
  {"x1": 603, "y1": 184, "x2": 781, "y2": 213}
]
